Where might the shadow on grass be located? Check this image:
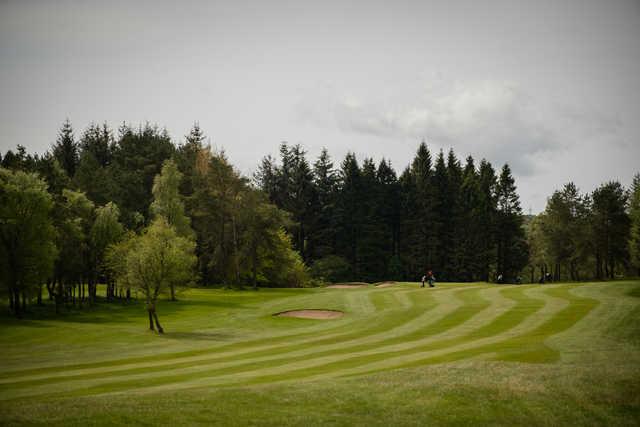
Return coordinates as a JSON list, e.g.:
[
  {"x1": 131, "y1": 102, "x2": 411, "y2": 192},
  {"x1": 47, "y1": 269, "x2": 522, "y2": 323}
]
[{"x1": 0, "y1": 294, "x2": 255, "y2": 327}]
